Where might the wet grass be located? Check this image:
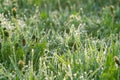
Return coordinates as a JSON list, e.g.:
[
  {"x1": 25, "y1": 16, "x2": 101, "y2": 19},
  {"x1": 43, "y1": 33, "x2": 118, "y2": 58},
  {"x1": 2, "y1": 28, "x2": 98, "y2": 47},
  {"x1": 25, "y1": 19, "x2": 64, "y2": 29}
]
[{"x1": 0, "y1": 0, "x2": 120, "y2": 80}]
